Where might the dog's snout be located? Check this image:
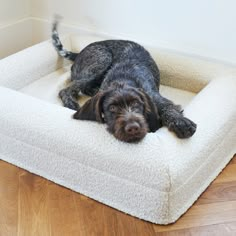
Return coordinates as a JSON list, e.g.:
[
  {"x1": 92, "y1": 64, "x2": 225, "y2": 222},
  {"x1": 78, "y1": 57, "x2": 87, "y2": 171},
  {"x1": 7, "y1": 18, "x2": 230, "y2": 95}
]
[
  {"x1": 113, "y1": 112, "x2": 148, "y2": 142},
  {"x1": 125, "y1": 122, "x2": 140, "y2": 135}
]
